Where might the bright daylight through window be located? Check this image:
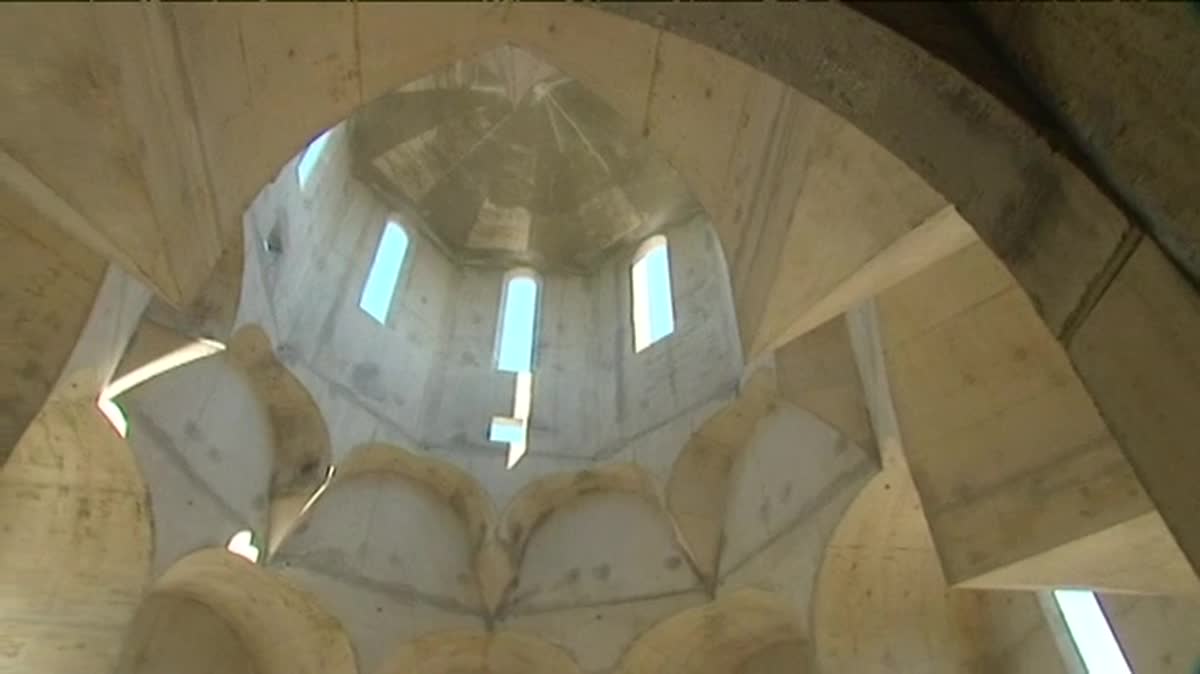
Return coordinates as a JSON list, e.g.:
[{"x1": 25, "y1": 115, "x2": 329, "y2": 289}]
[
  {"x1": 359, "y1": 220, "x2": 410, "y2": 324},
  {"x1": 490, "y1": 274, "x2": 538, "y2": 469},
  {"x1": 226, "y1": 529, "x2": 261, "y2": 564},
  {"x1": 297, "y1": 128, "x2": 332, "y2": 190},
  {"x1": 631, "y1": 235, "x2": 675, "y2": 352},
  {"x1": 1053, "y1": 589, "x2": 1132, "y2": 674}
]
